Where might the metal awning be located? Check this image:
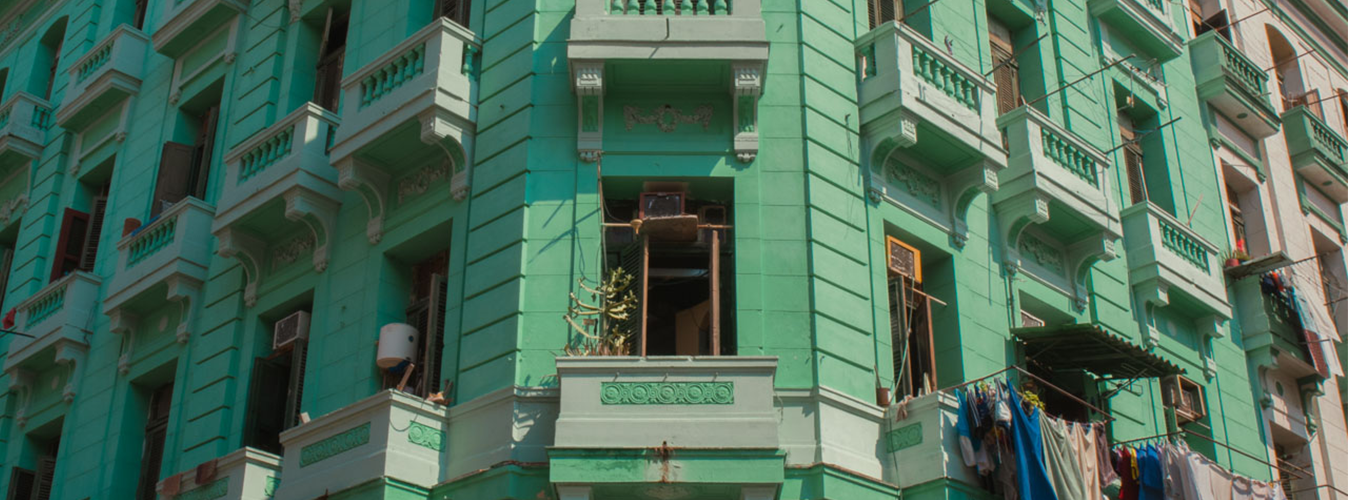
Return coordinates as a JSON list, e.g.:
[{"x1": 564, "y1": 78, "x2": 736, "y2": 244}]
[{"x1": 1013, "y1": 323, "x2": 1185, "y2": 379}]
